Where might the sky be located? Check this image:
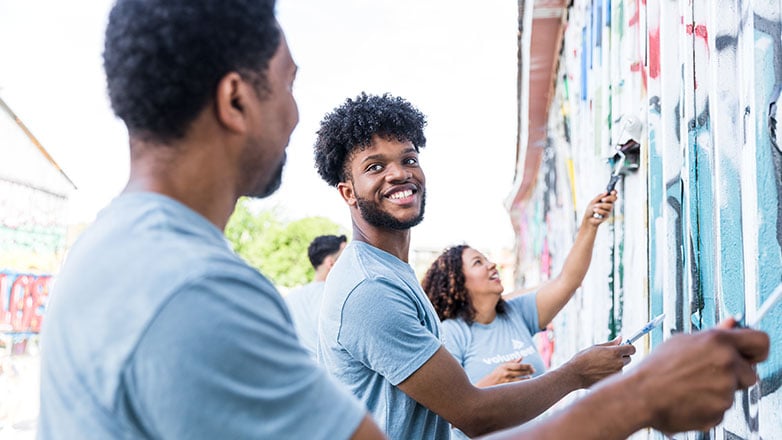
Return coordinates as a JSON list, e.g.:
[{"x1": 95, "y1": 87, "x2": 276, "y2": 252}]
[{"x1": 0, "y1": 0, "x2": 520, "y2": 253}]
